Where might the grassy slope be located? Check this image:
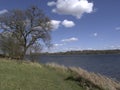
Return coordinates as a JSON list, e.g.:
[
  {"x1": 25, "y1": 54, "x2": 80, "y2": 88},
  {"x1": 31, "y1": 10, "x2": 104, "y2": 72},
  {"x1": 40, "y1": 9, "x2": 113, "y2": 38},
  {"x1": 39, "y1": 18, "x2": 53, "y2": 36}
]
[{"x1": 0, "y1": 58, "x2": 84, "y2": 90}]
